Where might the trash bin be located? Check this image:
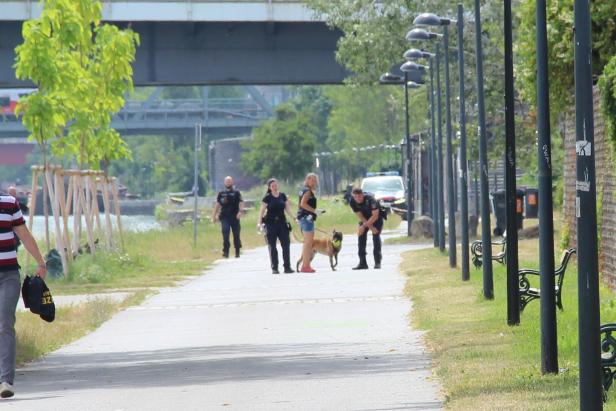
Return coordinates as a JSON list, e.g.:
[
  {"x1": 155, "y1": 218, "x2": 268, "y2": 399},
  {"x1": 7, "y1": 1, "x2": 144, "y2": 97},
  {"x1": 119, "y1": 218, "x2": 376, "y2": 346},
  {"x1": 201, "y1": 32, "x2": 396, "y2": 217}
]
[
  {"x1": 490, "y1": 190, "x2": 506, "y2": 236},
  {"x1": 491, "y1": 189, "x2": 524, "y2": 236},
  {"x1": 516, "y1": 189, "x2": 525, "y2": 230},
  {"x1": 525, "y1": 188, "x2": 539, "y2": 218}
]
